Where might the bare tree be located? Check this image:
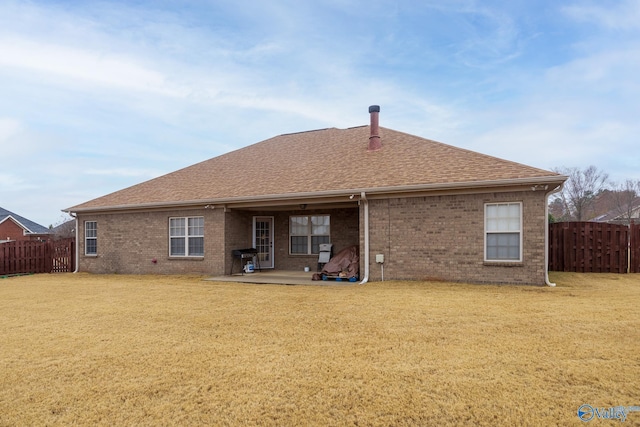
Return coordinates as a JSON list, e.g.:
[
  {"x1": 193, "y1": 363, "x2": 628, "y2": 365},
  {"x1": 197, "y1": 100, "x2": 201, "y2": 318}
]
[
  {"x1": 50, "y1": 214, "x2": 76, "y2": 239},
  {"x1": 552, "y1": 165, "x2": 609, "y2": 221},
  {"x1": 548, "y1": 197, "x2": 566, "y2": 222},
  {"x1": 610, "y1": 179, "x2": 640, "y2": 225}
]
